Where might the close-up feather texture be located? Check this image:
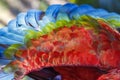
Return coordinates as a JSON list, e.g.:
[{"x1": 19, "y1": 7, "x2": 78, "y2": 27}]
[{"x1": 0, "y1": 3, "x2": 120, "y2": 80}]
